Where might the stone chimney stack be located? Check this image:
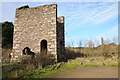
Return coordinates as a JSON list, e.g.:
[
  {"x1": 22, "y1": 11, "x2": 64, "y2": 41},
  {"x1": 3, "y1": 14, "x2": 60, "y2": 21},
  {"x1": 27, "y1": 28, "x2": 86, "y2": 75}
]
[{"x1": 101, "y1": 37, "x2": 104, "y2": 45}]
